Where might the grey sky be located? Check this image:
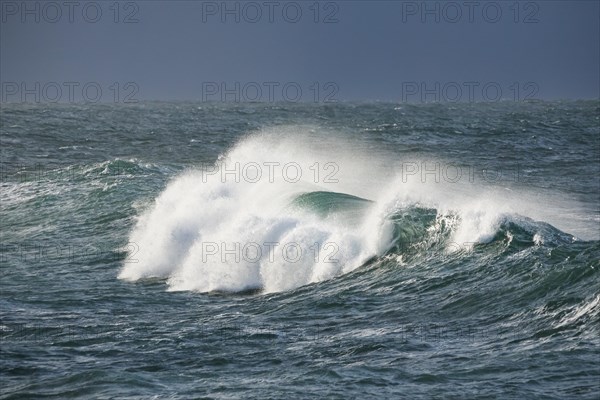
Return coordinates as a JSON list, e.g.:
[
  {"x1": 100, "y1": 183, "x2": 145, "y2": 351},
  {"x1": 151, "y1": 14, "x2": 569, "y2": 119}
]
[{"x1": 1, "y1": 0, "x2": 599, "y2": 102}]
